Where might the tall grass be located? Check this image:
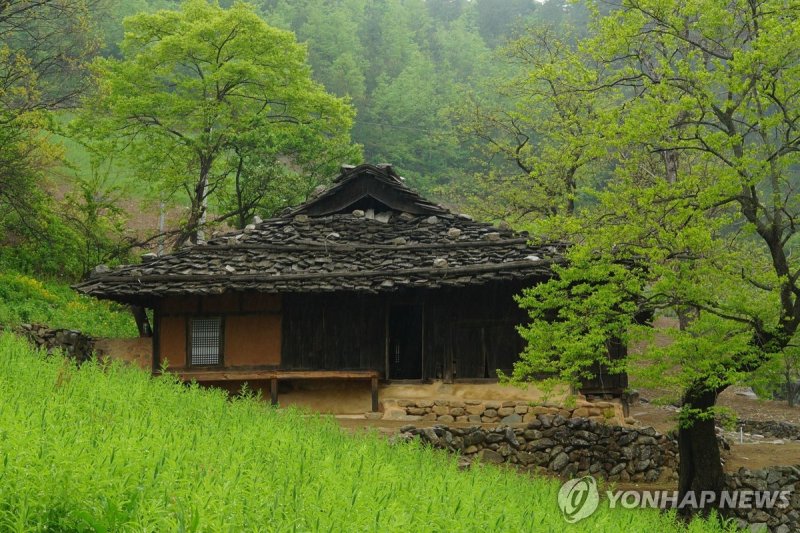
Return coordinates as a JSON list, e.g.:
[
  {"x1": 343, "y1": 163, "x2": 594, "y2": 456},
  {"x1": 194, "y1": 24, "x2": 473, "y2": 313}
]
[
  {"x1": 0, "y1": 270, "x2": 136, "y2": 338},
  {"x1": 0, "y1": 334, "x2": 734, "y2": 531}
]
